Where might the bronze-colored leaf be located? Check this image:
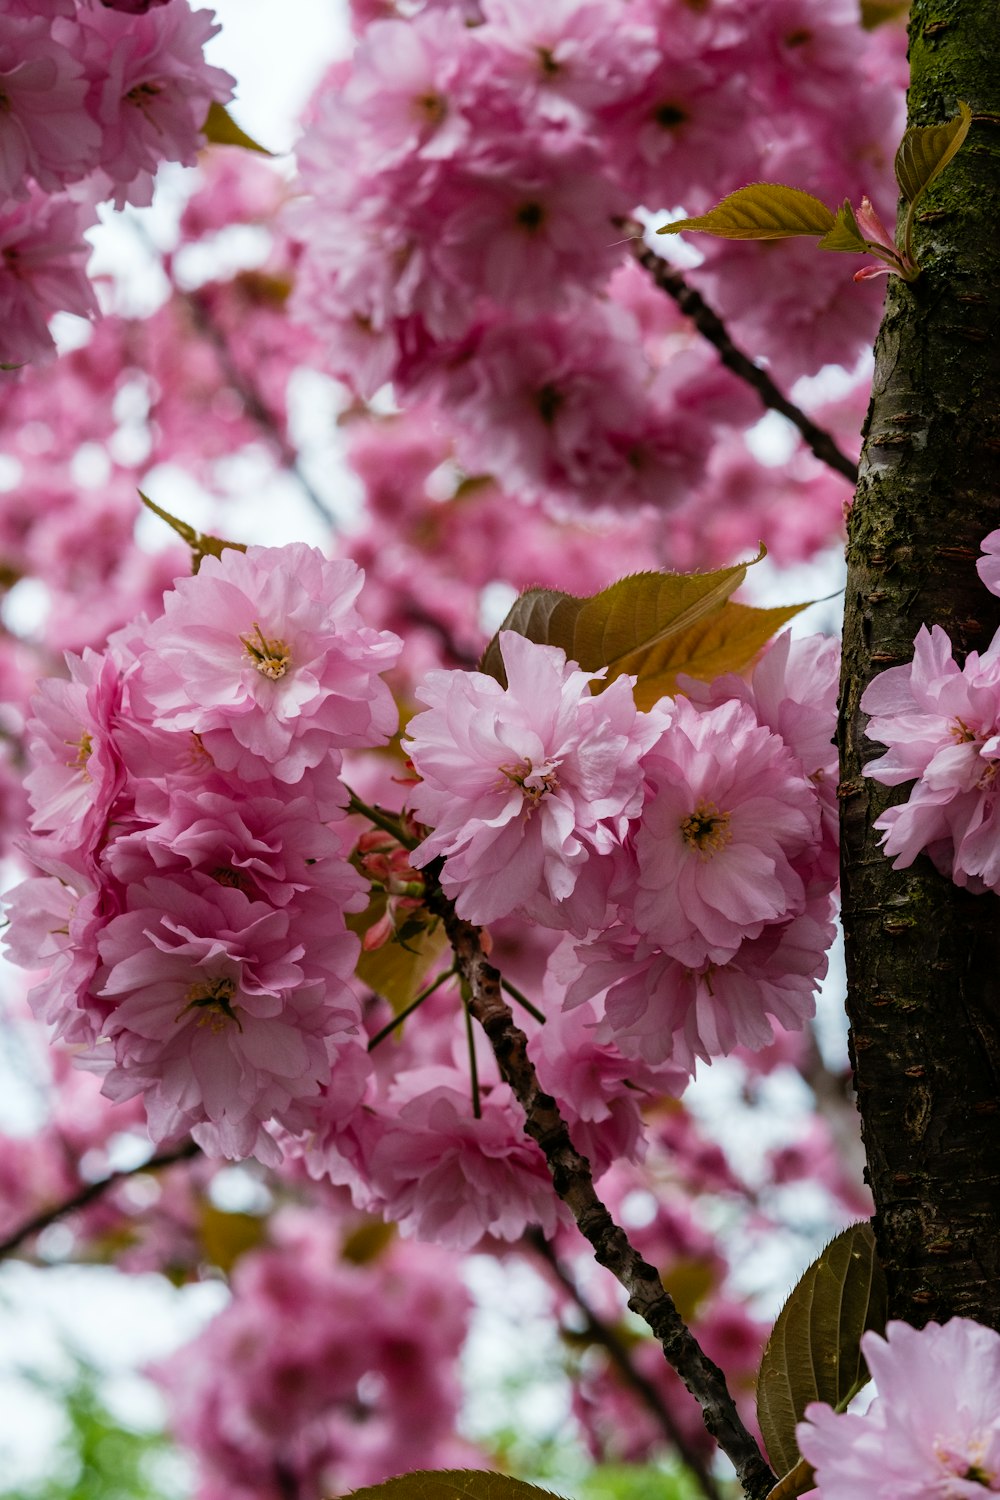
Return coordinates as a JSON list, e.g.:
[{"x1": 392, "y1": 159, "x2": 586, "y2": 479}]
[
  {"x1": 349, "y1": 895, "x2": 448, "y2": 1014},
  {"x1": 817, "y1": 201, "x2": 870, "y2": 254},
  {"x1": 756, "y1": 1222, "x2": 887, "y2": 1480},
  {"x1": 340, "y1": 1473, "x2": 570, "y2": 1500},
  {"x1": 201, "y1": 101, "x2": 275, "y2": 156},
  {"x1": 658, "y1": 185, "x2": 835, "y2": 241}
]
